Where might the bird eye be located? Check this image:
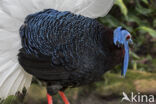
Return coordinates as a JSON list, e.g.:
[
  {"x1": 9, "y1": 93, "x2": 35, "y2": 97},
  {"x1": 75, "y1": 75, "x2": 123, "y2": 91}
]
[{"x1": 126, "y1": 35, "x2": 131, "y2": 40}]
